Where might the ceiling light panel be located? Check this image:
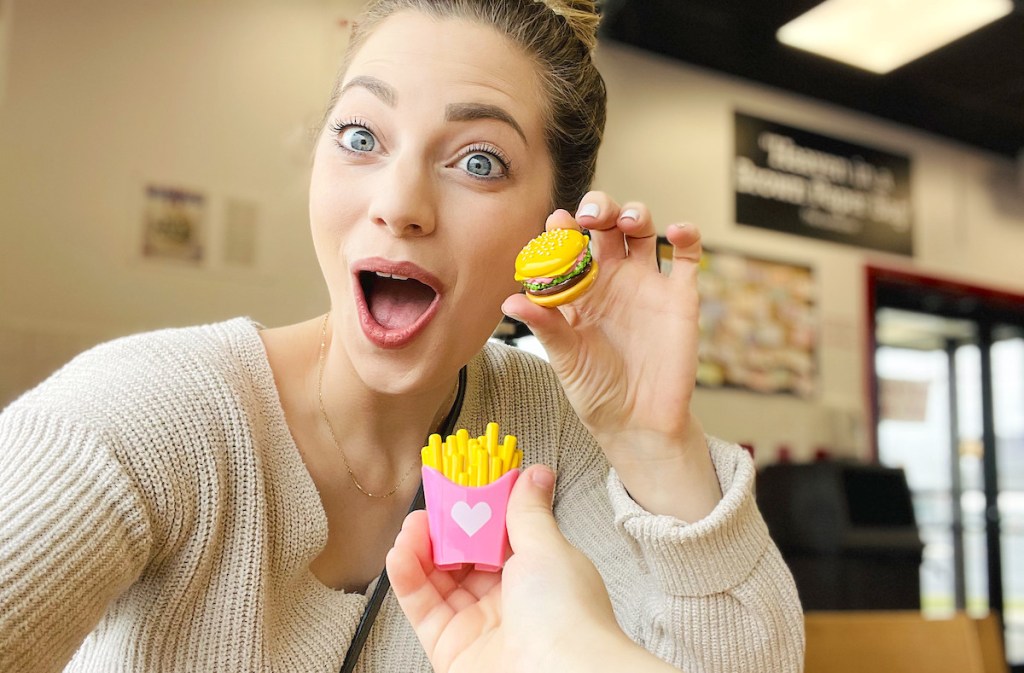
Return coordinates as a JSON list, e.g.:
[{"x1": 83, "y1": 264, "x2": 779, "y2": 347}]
[{"x1": 777, "y1": 0, "x2": 1015, "y2": 74}]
